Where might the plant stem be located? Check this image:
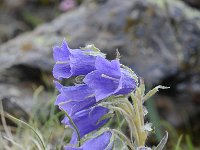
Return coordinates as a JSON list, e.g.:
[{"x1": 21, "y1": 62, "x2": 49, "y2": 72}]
[
  {"x1": 131, "y1": 92, "x2": 147, "y2": 146},
  {"x1": 112, "y1": 129, "x2": 134, "y2": 150}
]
